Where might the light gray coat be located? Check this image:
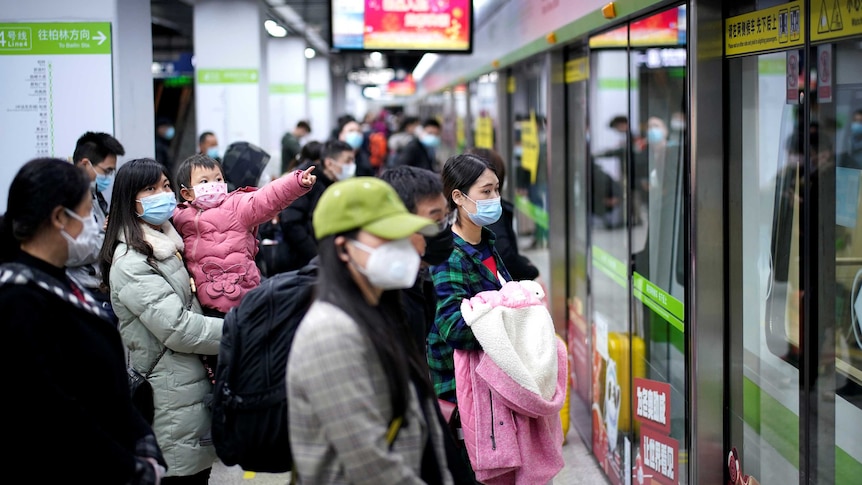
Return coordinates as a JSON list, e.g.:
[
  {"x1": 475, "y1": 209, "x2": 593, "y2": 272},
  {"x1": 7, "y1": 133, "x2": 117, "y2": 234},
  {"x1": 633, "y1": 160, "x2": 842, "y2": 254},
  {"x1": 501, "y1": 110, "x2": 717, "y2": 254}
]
[{"x1": 109, "y1": 221, "x2": 223, "y2": 477}]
